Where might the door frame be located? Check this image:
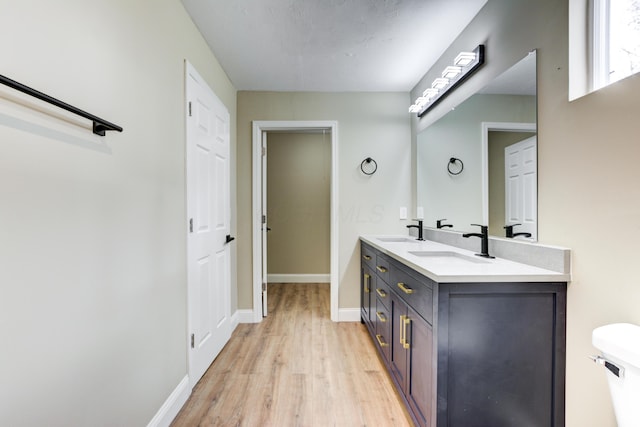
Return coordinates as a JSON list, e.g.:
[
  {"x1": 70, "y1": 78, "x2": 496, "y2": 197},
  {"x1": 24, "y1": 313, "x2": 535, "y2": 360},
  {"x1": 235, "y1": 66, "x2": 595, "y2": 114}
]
[
  {"x1": 251, "y1": 120, "x2": 339, "y2": 322},
  {"x1": 480, "y1": 122, "x2": 536, "y2": 225}
]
